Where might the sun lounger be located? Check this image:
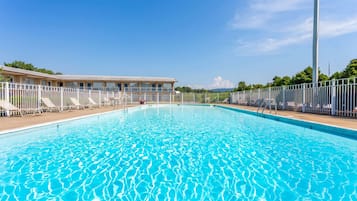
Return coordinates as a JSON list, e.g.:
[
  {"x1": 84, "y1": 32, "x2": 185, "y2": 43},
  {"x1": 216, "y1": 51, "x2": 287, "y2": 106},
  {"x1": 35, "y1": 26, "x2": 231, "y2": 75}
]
[
  {"x1": 69, "y1": 97, "x2": 85, "y2": 109},
  {"x1": 0, "y1": 100, "x2": 23, "y2": 116},
  {"x1": 88, "y1": 97, "x2": 99, "y2": 108},
  {"x1": 41, "y1": 97, "x2": 60, "y2": 112}
]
